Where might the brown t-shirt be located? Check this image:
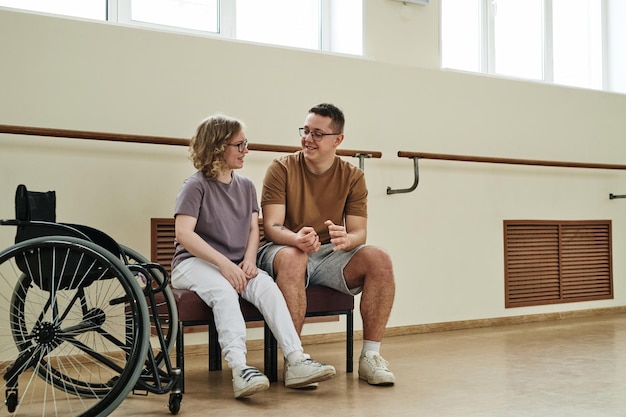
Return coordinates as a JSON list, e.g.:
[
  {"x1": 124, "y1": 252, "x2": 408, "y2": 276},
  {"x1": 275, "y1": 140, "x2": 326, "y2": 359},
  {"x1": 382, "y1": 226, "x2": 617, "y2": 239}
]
[{"x1": 261, "y1": 151, "x2": 367, "y2": 244}]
